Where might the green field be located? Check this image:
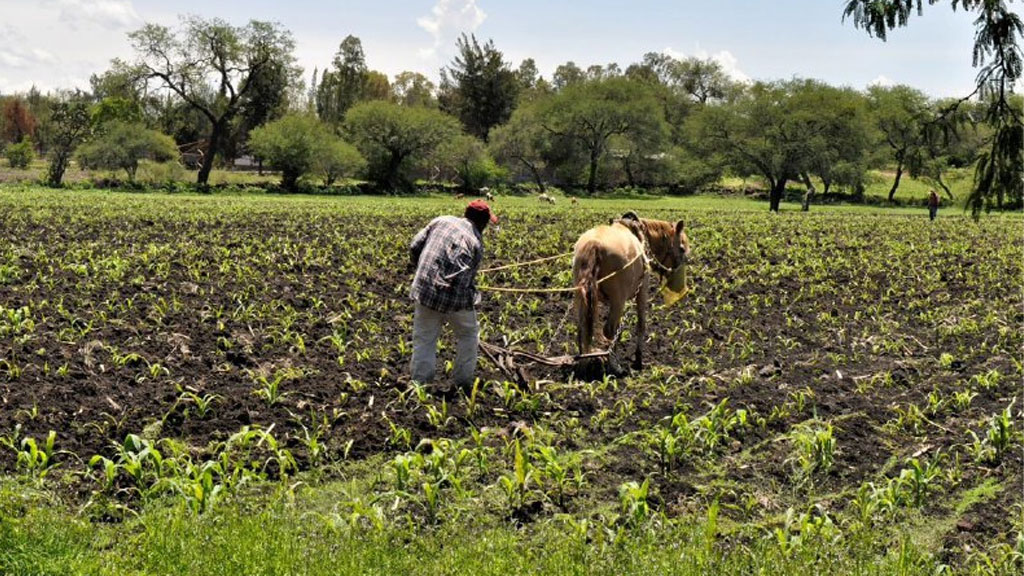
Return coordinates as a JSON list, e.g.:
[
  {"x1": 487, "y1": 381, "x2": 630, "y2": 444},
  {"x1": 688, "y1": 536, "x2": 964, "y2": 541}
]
[{"x1": 0, "y1": 187, "x2": 1021, "y2": 575}]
